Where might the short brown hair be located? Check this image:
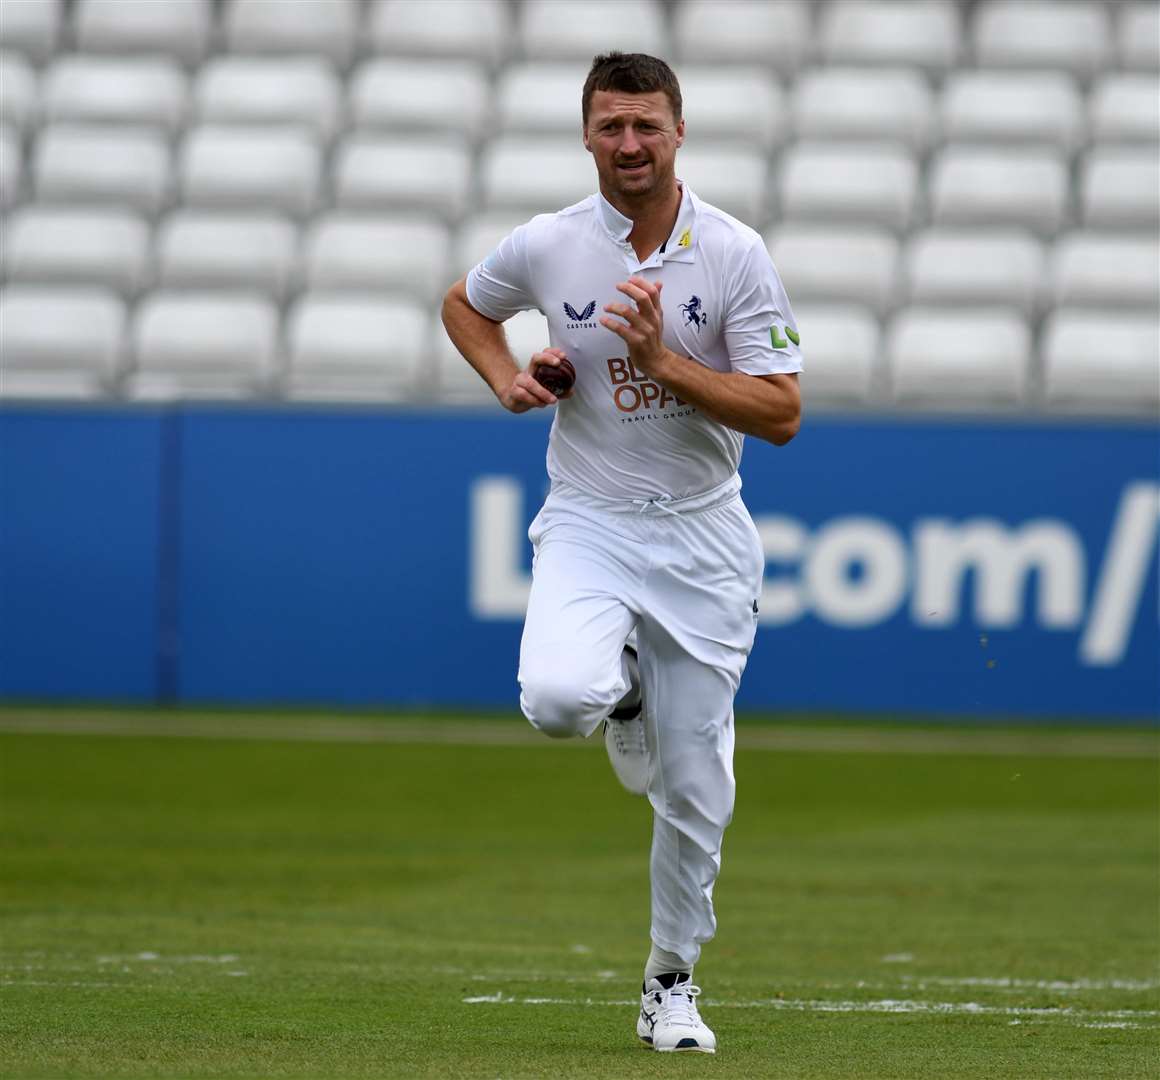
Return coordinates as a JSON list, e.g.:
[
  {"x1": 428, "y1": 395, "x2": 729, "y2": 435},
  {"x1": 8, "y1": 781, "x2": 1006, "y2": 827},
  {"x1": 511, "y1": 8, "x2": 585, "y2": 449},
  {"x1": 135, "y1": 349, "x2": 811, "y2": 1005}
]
[{"x1": 581, "y1": 52, "x2": 682, "y2": 126}]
